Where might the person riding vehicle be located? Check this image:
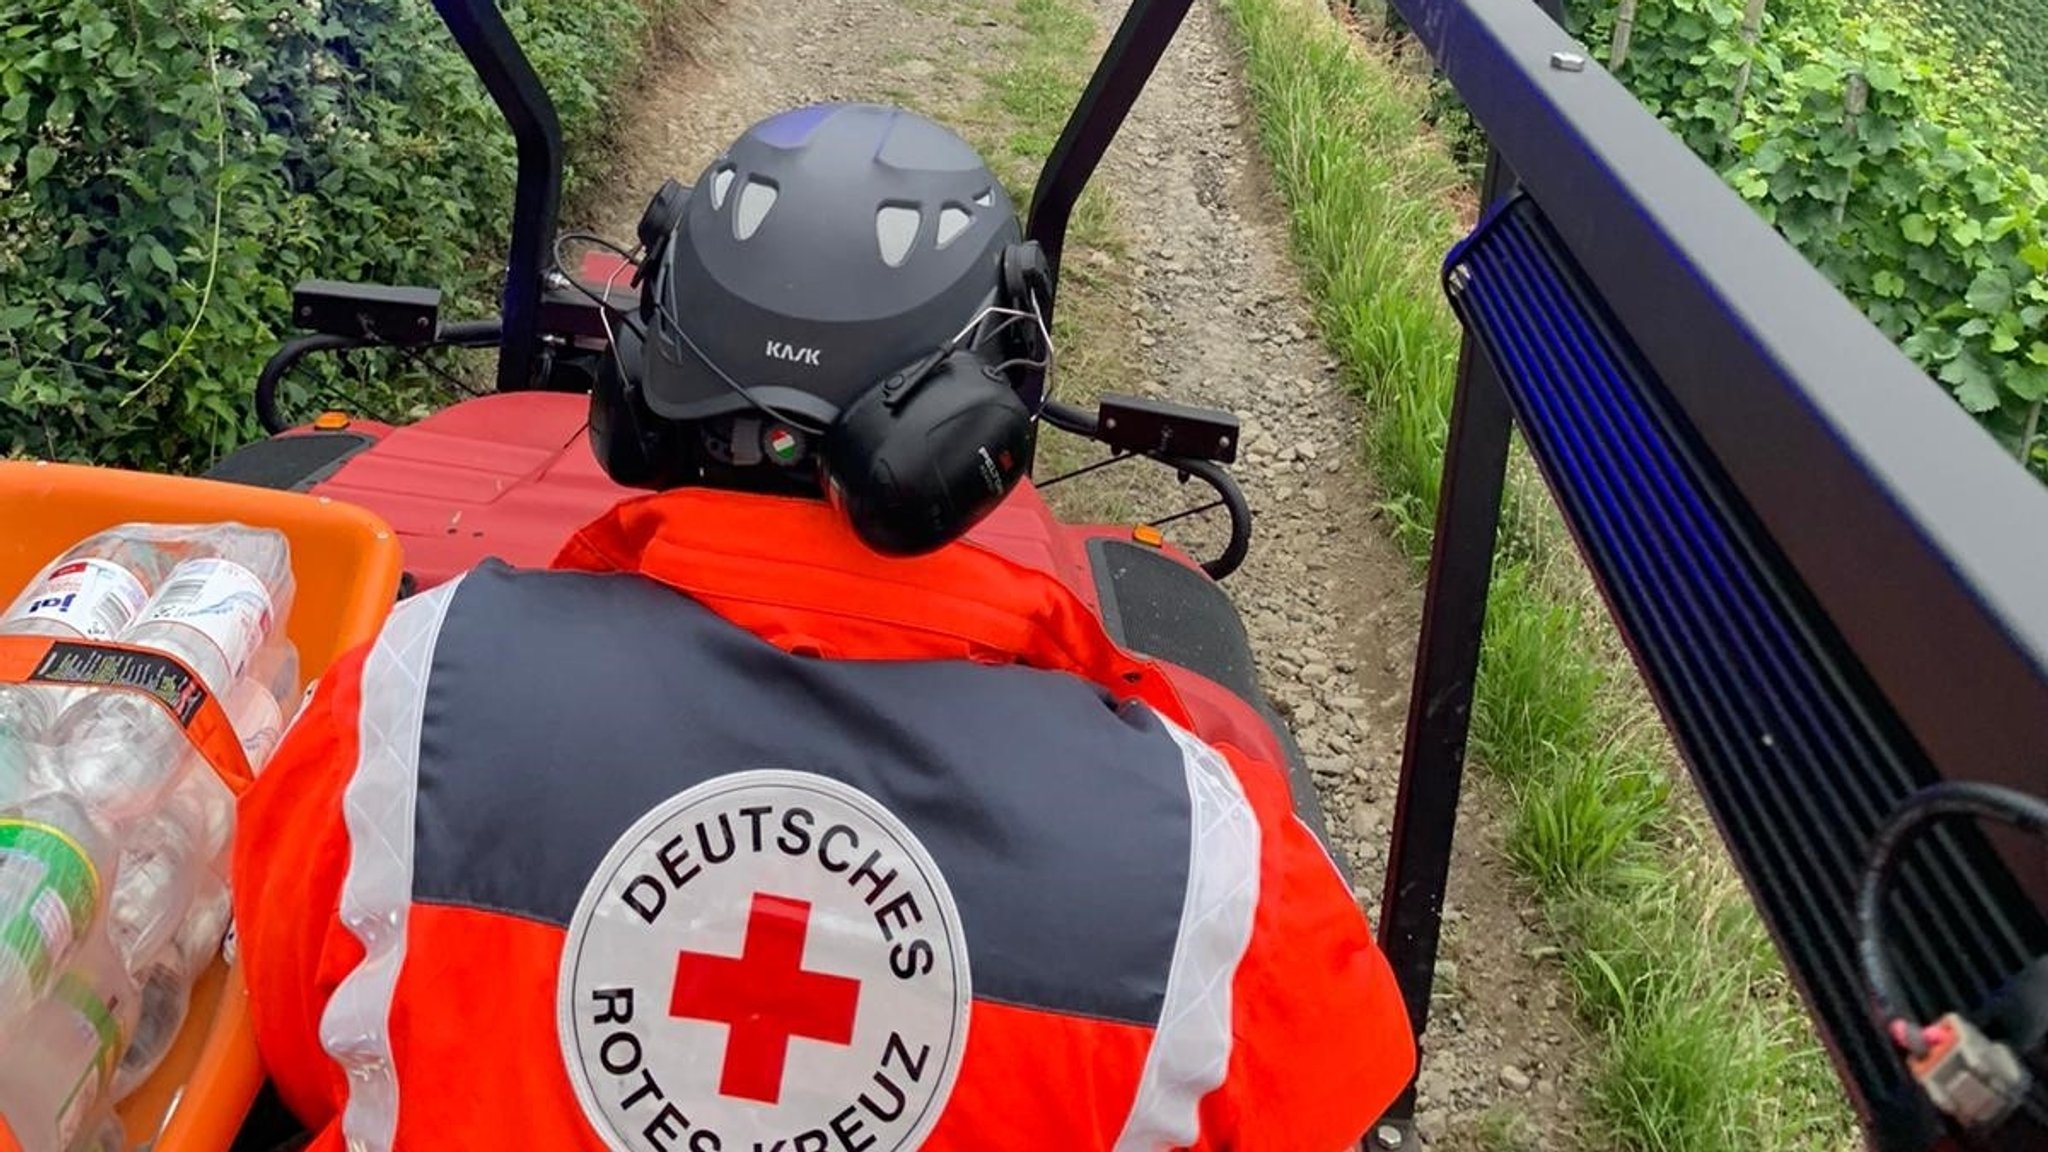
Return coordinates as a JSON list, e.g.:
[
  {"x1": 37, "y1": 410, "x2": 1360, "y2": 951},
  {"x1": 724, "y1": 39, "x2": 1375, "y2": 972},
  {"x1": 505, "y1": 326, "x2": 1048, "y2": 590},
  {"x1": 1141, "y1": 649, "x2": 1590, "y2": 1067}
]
[{"x1": 230, "y1": 103, "x2": 1415, "y2": 1152}]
